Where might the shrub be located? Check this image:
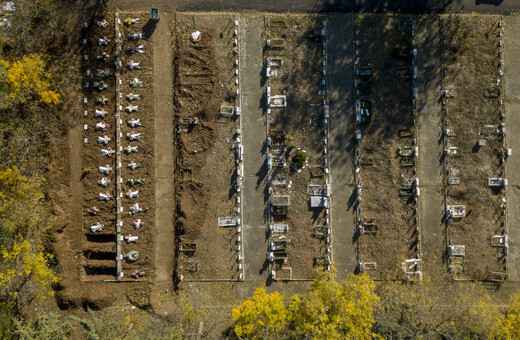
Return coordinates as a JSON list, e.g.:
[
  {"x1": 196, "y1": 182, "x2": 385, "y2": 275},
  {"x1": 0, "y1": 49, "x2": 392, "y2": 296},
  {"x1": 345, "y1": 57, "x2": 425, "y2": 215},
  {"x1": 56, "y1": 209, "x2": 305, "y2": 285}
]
[{"x1": 292, "y1": 151, "x2": 307, "y2": 169}]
